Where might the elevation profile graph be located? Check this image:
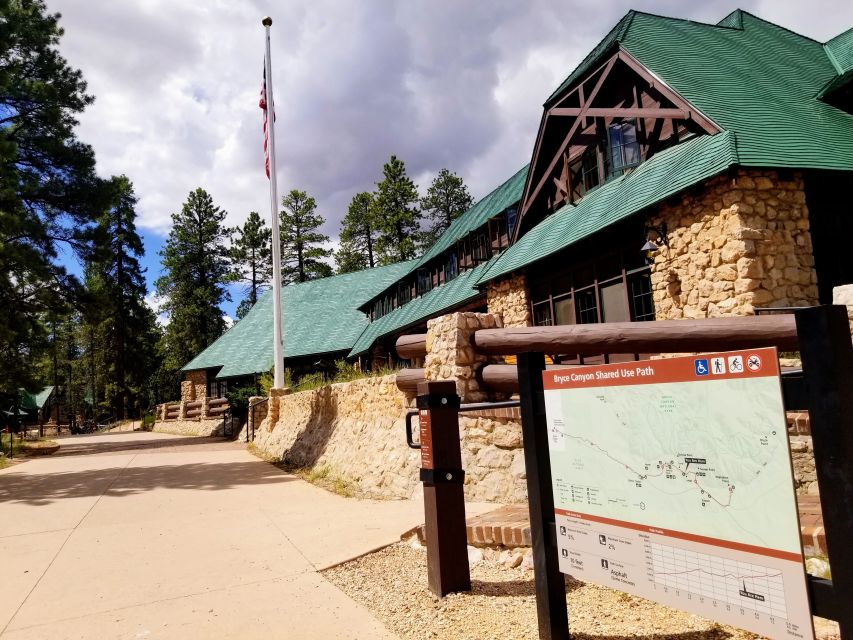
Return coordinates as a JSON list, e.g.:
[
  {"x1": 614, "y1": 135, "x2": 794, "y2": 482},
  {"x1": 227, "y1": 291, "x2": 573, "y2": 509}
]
[{"x1": 650, "y1": 542, "x2": 787, "y2": 619}]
